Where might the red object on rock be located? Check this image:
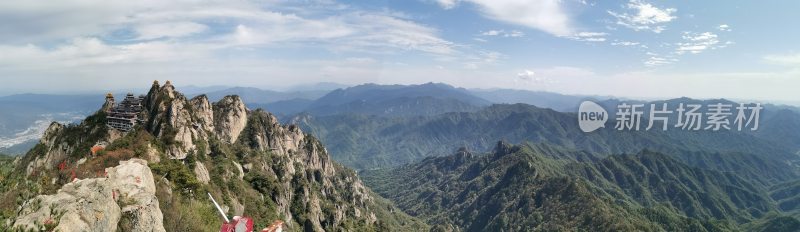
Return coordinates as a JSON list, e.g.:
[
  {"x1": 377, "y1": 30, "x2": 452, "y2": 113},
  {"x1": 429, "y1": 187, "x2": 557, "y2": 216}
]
[
  {"x1": 58, "y1": 160, "x2": 67, "y2": 171},
  {"x1": 219, "y1": 216, "x2": 254, "y2": 232}
]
